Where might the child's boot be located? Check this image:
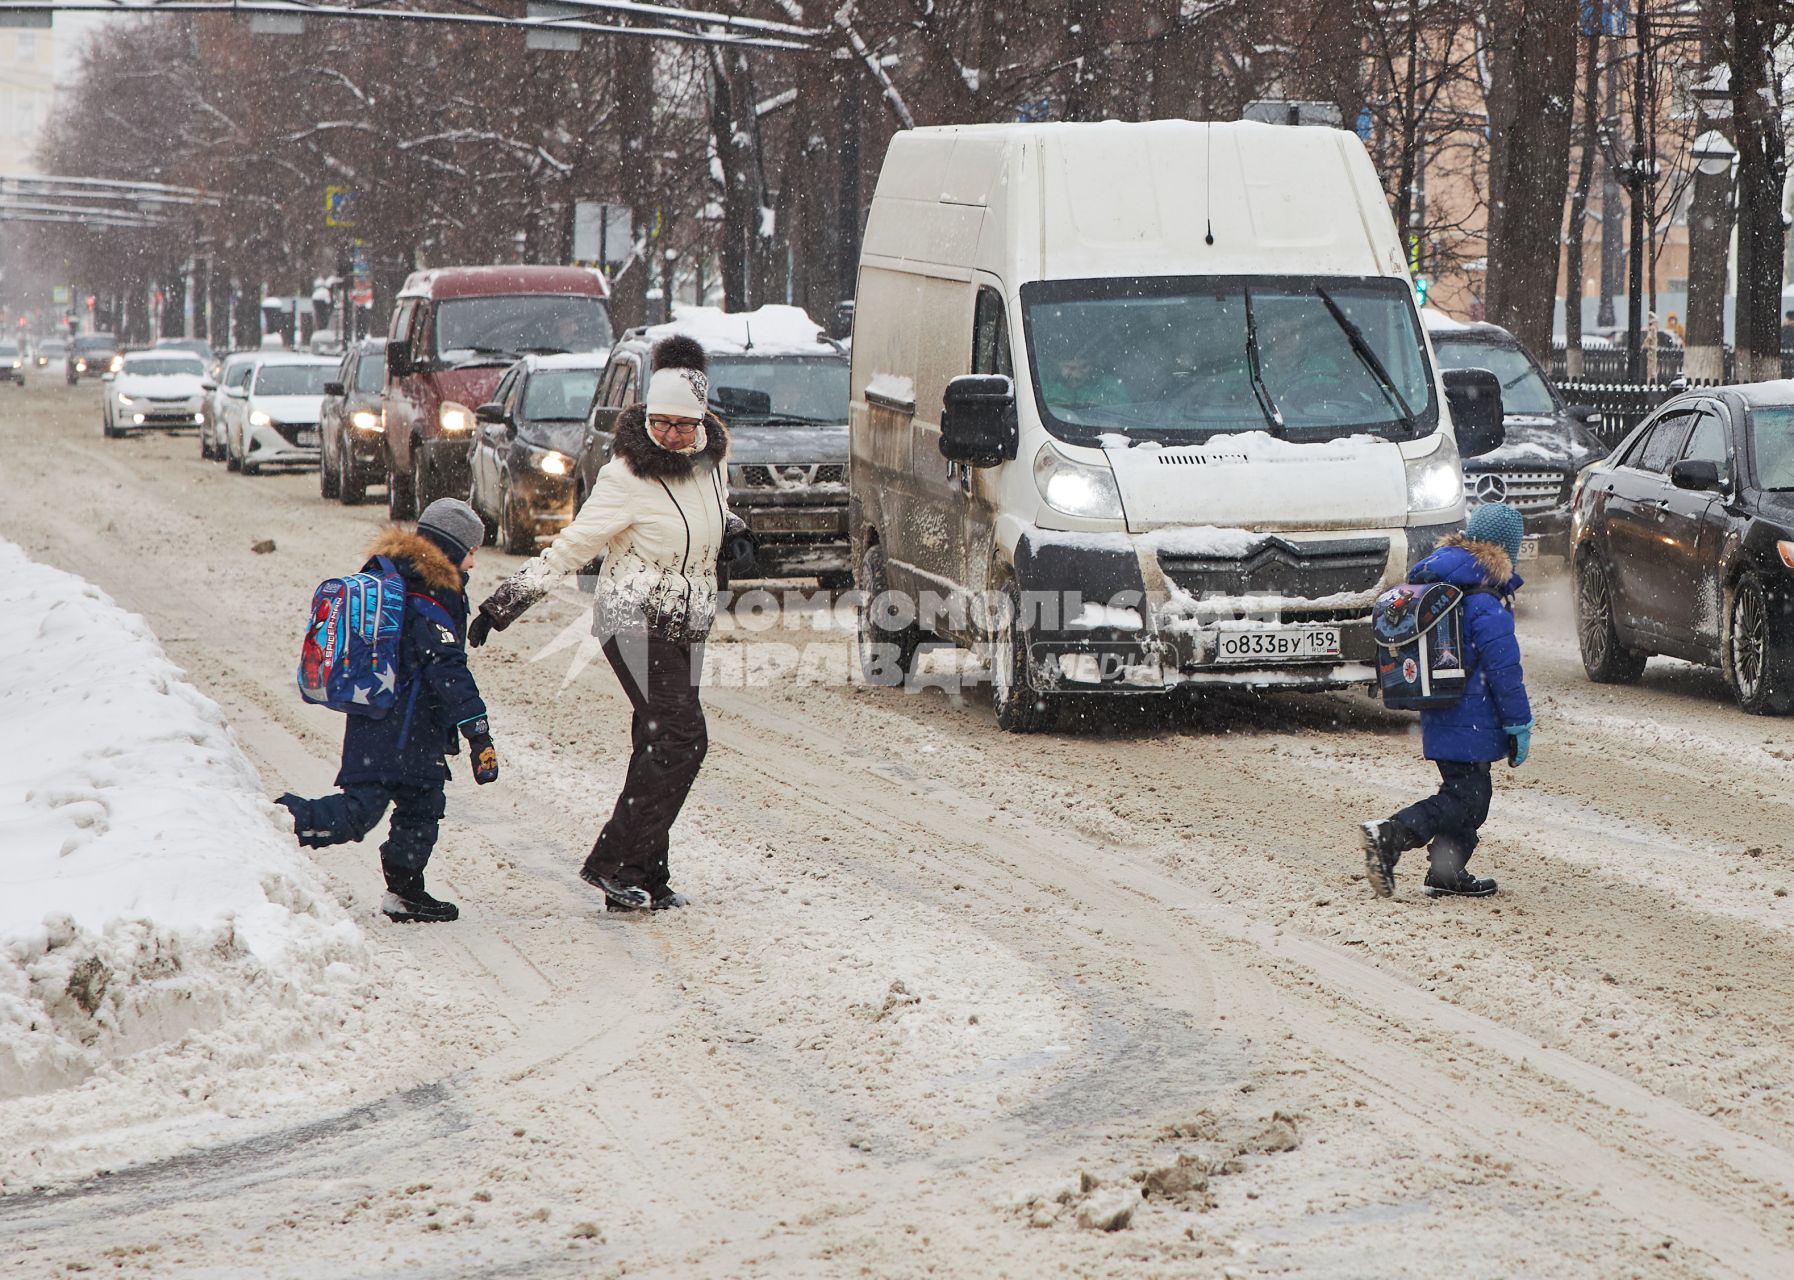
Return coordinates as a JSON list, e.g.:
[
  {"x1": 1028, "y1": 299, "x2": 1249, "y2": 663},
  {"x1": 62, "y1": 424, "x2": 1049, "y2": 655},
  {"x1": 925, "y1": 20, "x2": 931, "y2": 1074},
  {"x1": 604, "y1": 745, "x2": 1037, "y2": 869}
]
[
  {"x1": 382, "y1": 868, "x2": 459, "y2": 922},
  {"x1": 1423, "y1": 836, "x2": 1497, "y2": 898}
]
